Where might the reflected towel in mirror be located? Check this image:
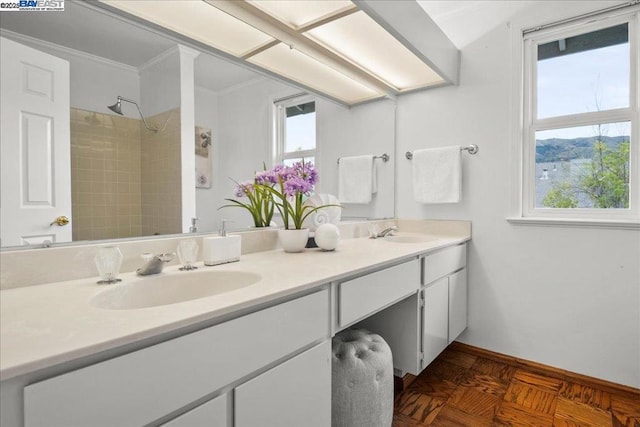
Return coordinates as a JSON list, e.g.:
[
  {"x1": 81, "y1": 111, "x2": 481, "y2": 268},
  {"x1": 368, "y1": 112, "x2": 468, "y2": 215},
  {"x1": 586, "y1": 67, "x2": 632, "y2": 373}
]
[{"x1": 338, "y1": 155, "x2": 375, "y2": 204}]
